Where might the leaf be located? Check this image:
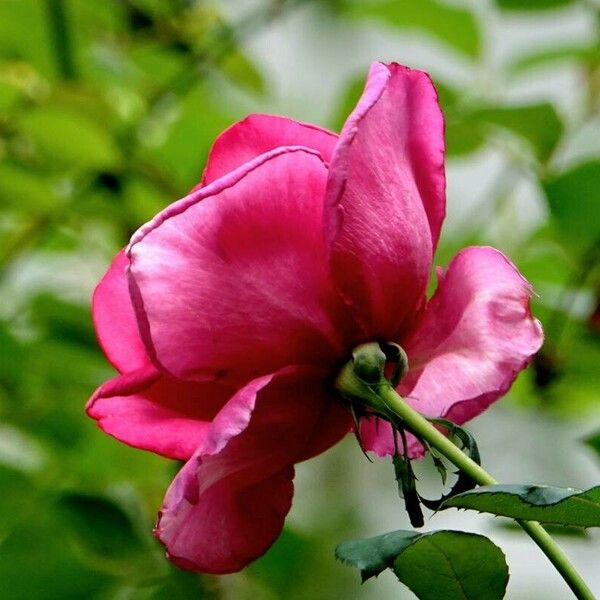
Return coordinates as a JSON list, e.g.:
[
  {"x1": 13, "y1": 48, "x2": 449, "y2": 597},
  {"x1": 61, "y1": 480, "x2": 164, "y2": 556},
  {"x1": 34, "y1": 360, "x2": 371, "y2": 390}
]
[
  {"x1": 329, "y1": 73, "x2": 365, "y2": 132},
  {"x1": 346, "y1": 0, "x2": 480, "y2": 59},
  {"x1": 18, "y1": 105, "x2": 123, "y2": 171},
  {"x1": 474, "y1": 103, "x2": 563, "y2": 163},
  {"x1": 529, "y1": 321, "x2": 600, "y2": 414},
  {"x1": 442, "y1": 484, "x2": 600, "y2": 527},
  {"x1": 137, "y1": 84, "x2": 233, "y2": 189},
  {"x1": 544, "y1": 162, "x2": 600, "y2": 248},
  {"x1": 0, "y1": 0, "x2": 55, "y2": 78},
  {"x1": 437, "y1": 100, "x2": 564, "y2": 160},
  {"x1": 496, "y1": 520, "x2": 590, "y2": 539},
  {"x1": 445, "y1": 116, "x2": 486, "y2": 157},
  {"x1": 54, "y1": 492, "x2": 145, "y2": 560},
  {"x1": 0, "y1": 162, "x2": 63, "y2": 211},
  {"x1": 0, "y1": 510, "x2": 113, "y2": 598},
  {"x1": 495, "y1": 0, "x2": 574, "y2": 9},
  {"x1": 30, "y1": 294, "x2": 97, "y2": 349},
  {"x1": 433, "y1": 80, "x2": 485, "y2": 156},
  {"x1": 0, "y1": 464, "x2": 37, "y2": 536},
  {"x1": 220, "y1": 49, "x2": 265, "y2": 95},
  {"x1": 248, "y1": 528, "x2": 319, "y2": 598},
  {"x1": 0, "y1": 323, "x2": 26, "y2": 392},
  {"x1": 336, "y1": 529, "x2": 508, "y2": 599},
  {"x1": 393, "y1": 531, "x2": 509, "y2": 600},
  {"x1": 148, "y1": 567, "x2": 222, "y2": 600},
  {"x1": 336, "y1": 529, "x2": 420, "y2": 581},
  {"x1": 584, "y1": 431, "x2": 600, "y2": 461},
  {"x1": 509, "y1": 46, "x2": 597, "y2": 77}
]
